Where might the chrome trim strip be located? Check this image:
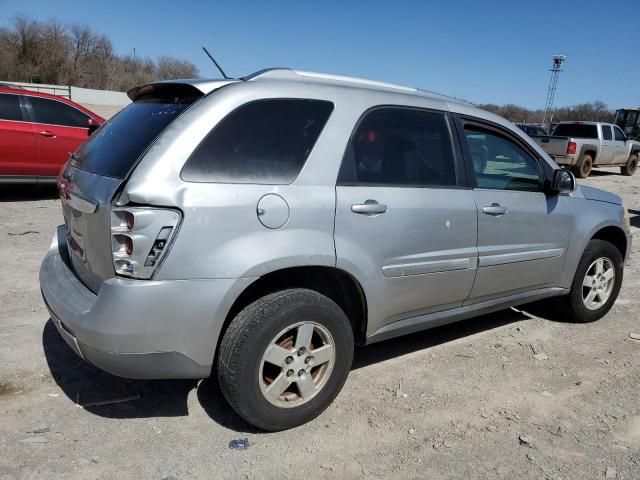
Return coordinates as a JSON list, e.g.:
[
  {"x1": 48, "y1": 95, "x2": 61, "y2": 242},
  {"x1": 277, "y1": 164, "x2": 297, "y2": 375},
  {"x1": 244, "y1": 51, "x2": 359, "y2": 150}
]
[
  {"x1": 478, "y1": 248, "x2": 564, "y2": 267},
  {"x1": 382, "y1": 257, "x2": 476, "y2": 278}
]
